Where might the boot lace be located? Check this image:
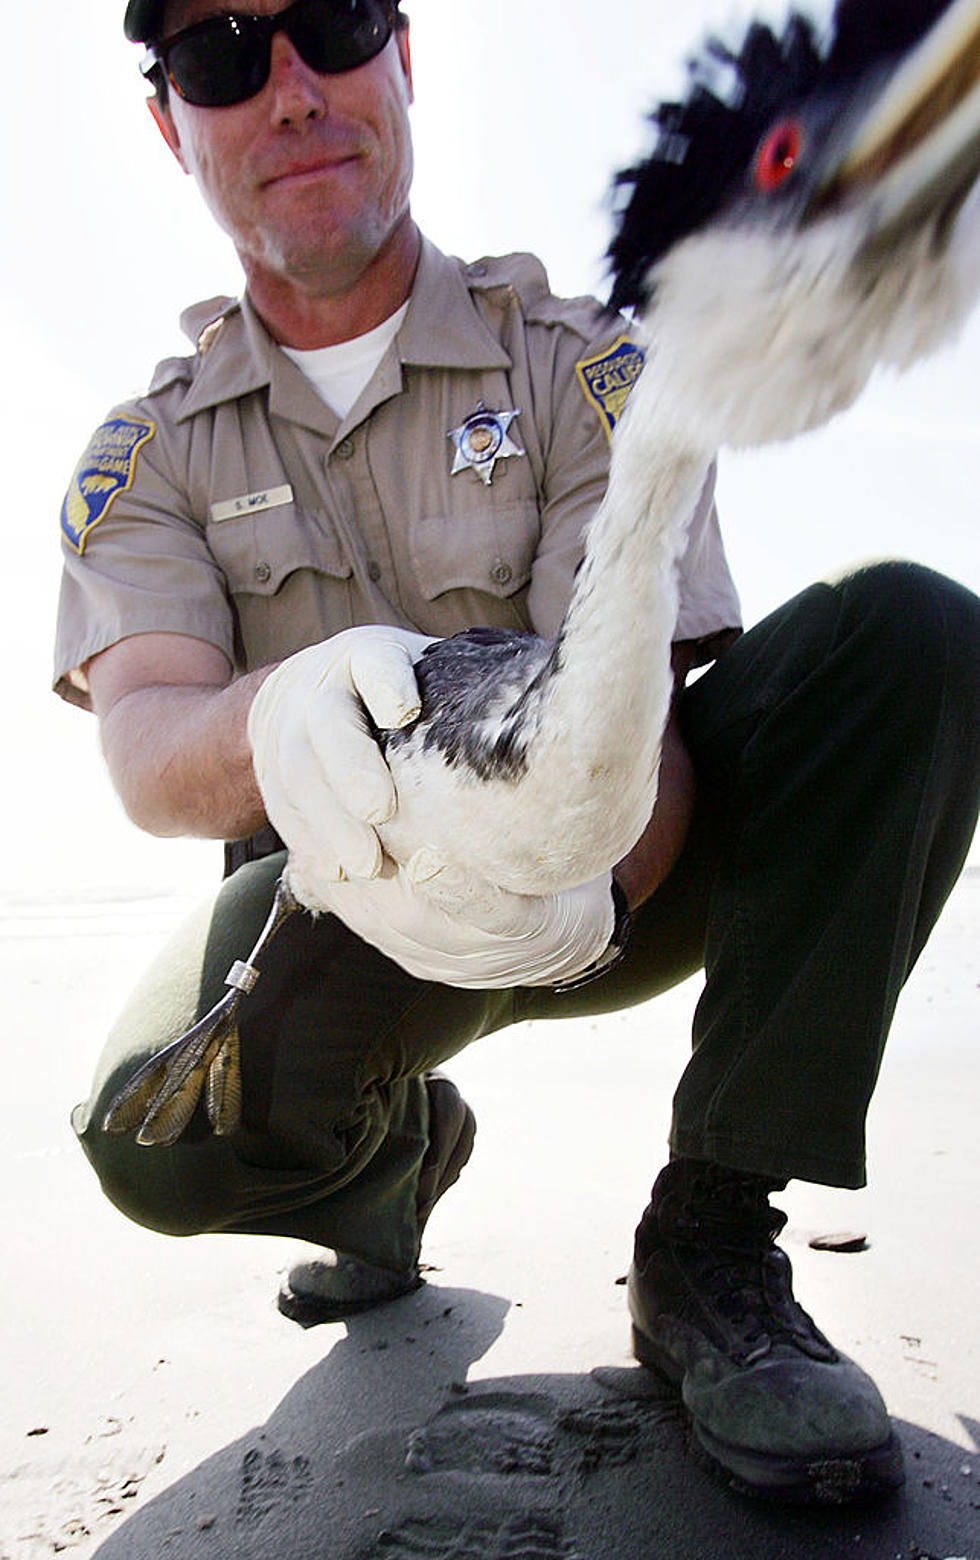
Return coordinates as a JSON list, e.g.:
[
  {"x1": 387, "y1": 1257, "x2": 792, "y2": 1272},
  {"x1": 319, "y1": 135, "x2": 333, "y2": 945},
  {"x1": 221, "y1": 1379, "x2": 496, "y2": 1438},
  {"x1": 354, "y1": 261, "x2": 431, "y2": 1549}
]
[{"x1": 659, "y1": 1165, "x2": 835, "y2": 1366}]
